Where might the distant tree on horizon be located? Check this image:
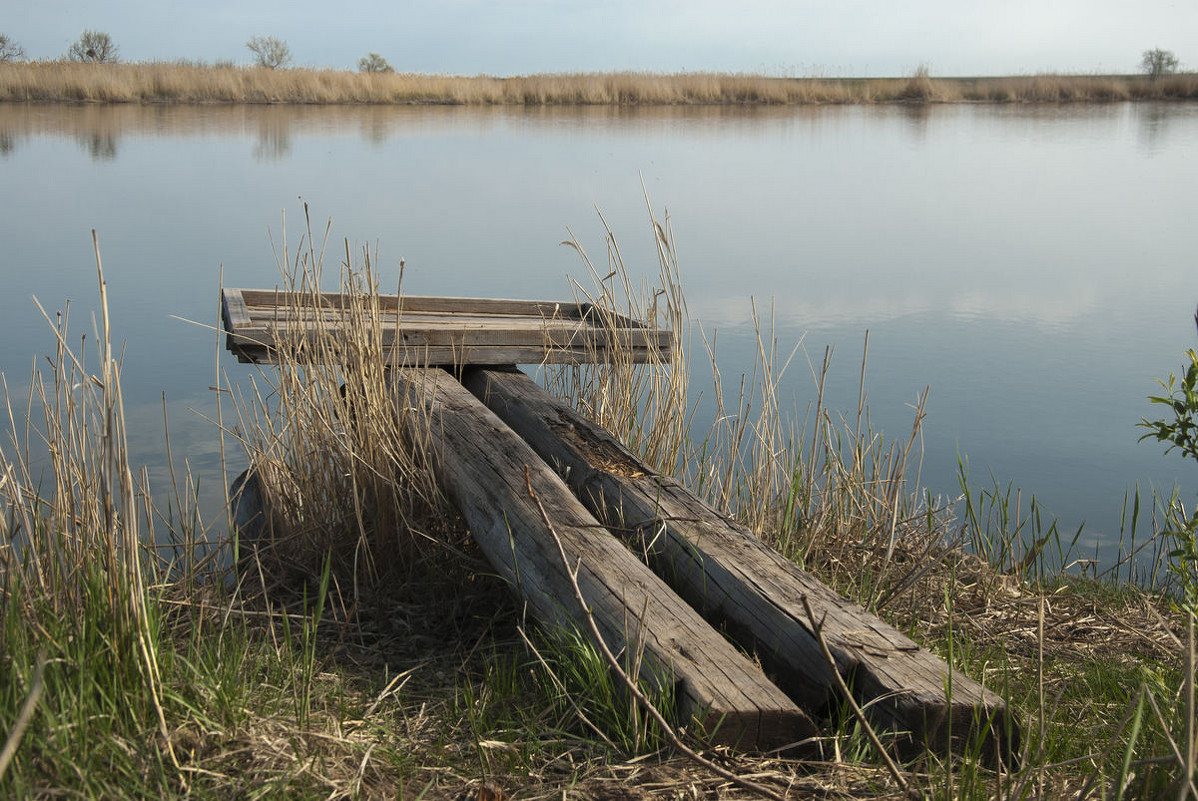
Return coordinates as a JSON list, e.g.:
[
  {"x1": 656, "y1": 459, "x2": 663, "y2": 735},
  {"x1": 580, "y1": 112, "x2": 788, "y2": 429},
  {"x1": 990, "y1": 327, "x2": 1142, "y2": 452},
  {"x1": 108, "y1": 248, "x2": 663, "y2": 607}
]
[
  {"x1": 67, "y1": 30, "x2": 119, "y2": 63},
  {"x1": 0, "y1": 33, "x2": 26, "y2": 62},
  {"x1": 246, "y1": 35, "x2": 292, "y2": 69},
  {"x1": 358, "y1": 52, "x2": 393, "y2": 73},
  {"x1": 1141, "y1": 48, "x2": 1180, "y2": 79}
]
